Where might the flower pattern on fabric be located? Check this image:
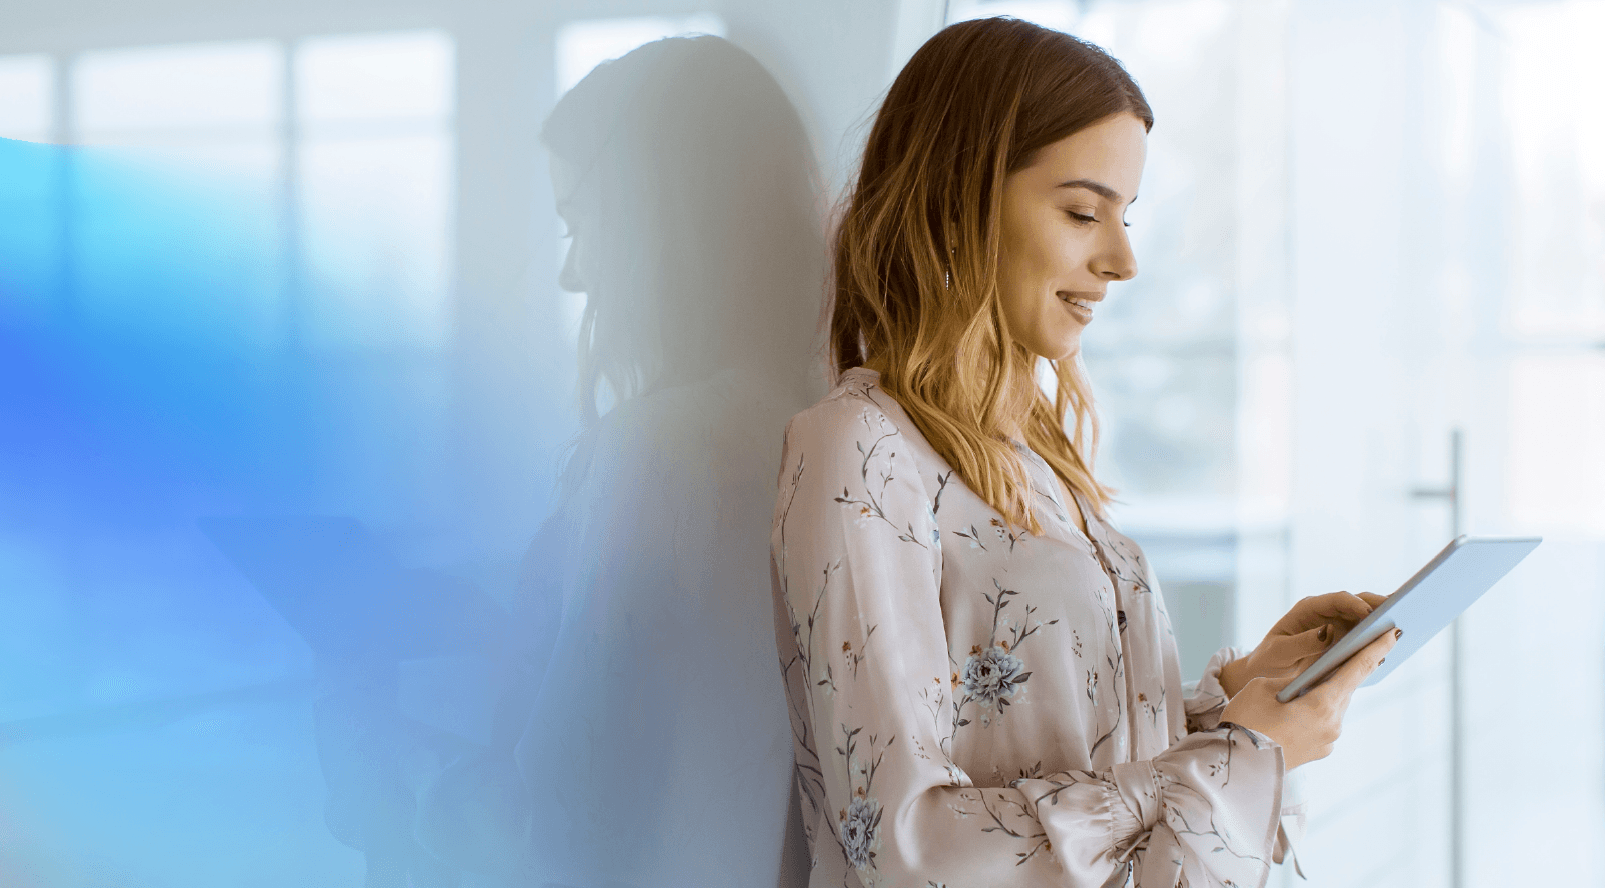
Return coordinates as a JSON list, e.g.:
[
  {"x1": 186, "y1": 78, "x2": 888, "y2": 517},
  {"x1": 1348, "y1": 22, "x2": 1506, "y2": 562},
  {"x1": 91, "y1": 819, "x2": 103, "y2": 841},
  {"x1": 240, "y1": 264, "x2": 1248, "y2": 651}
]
[
  {"x1": 835, "y1": 724, "x2": 892, "y2": 874},
  {"x1": 961, "y1": 644, "x2": 1025, "y2": 708},
  {"x1": 769, "y1": 368, "x2": 1300, "y2": 888},
  {"x1": 839, "y1": 793, "x2": 882, "y2": 869},
  {"x1": 950, "y1": 579, "x2": 1054, "y2": 729}
]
